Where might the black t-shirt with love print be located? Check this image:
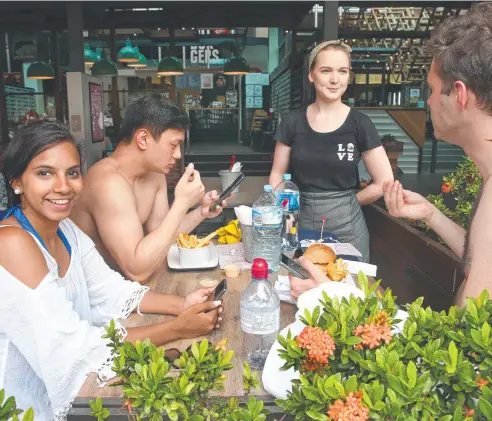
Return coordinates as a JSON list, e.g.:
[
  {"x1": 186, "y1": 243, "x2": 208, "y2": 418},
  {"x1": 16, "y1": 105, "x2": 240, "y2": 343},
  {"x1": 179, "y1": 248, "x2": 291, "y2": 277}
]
[{"x1": 274, "y1": 107, "x2": 381, "y2": 193}]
